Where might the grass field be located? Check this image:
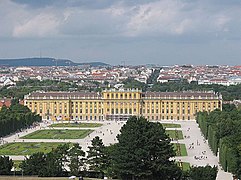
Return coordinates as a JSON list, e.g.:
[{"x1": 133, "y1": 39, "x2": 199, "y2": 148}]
[
  {"x1": 166, "y1": 130, "x2": 184, "y2": 140},
  {"x1": 176, "y1": 162, "x2": 190, "y2": 171},
  {"x1": 50, "y1": 122, "x2": 102, "y2": 128},
  {"x1": 13, "y1": 160, "x2": 22, "y2": 171},
  {"x1": 172, "y1": 143, "x2": 188, "y2": 156},
  {"x1": 21, "y1": 129, "x2": 93, "y2": 139},
  {"x1": 161, "y1": 123, "x2": 181, "y2": 128},
  {"x1": 0, "y1": 142, "x2": 65, "y2": 155}
]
